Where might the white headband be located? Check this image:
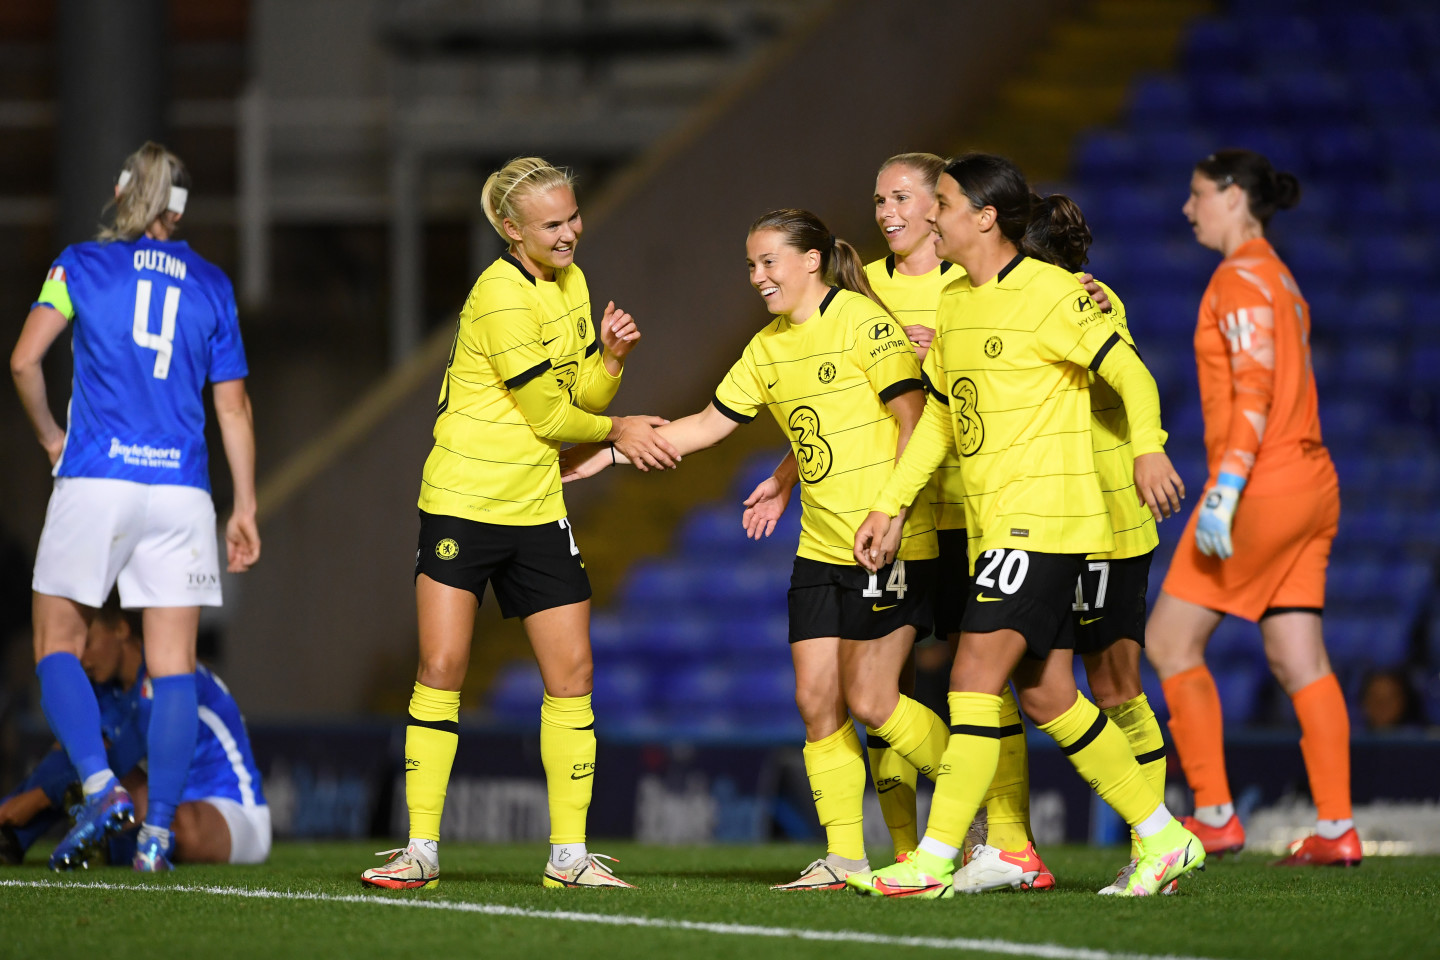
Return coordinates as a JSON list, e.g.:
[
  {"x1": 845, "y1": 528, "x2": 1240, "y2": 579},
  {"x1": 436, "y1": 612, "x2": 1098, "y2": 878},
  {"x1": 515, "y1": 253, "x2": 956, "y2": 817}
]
[{"x1": 117, "y1": 169, "x2": 188, "y2": 215}]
